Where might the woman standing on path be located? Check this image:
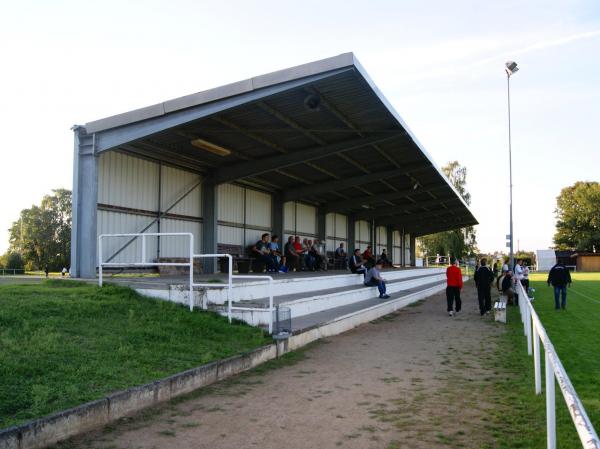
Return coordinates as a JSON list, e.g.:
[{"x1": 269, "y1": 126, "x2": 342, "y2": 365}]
[{"x1": 446, "y1": 256, "x2": 463, "y2": 316}]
